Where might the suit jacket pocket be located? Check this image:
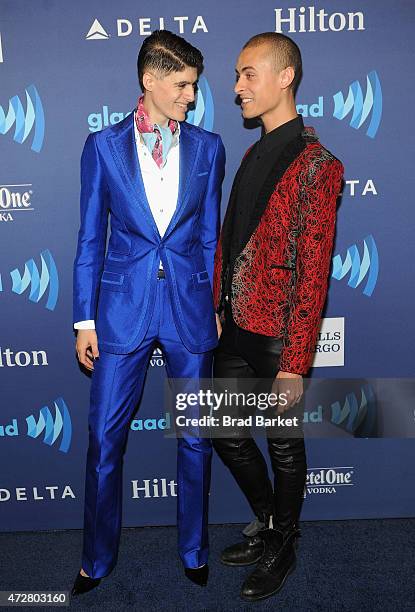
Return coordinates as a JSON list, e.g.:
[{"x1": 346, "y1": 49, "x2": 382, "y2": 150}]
[
  {"x1": 192, "y1": 270, "x2": 210, "y2": 291},
  {"x1": 270, "y1": 264, "x2": 295, "y2": 270},
  {"x1": 100, "y1": 270, "x2": 129, "y2": 292}
]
